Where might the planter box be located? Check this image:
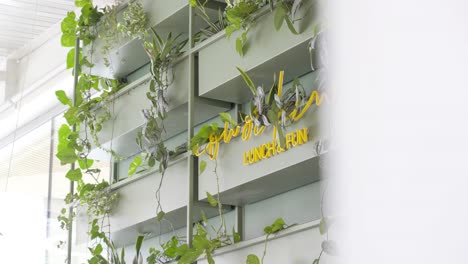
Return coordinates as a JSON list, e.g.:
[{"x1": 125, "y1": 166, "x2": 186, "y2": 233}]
[
  {"x1": 198, "y1": 4, "x2": 317, "y2": 103},
  {"x1": 86, "y1": 56, "x2": 231, "y2": 160},
  {"x1": 109, "y1": 156, "x2": 187, "y2": 247},
  {"x1": 85, "y1": 0, "x2": 220, "y2": 79},
  {"x1": 108, "y1": 155, "x2": 228, "y2": 247},
  {"x1": 198, "y1": 107, "x2": 326, "y2": 206},
  {"x1": 199, "y1": 221, "x2": 323, "y2": 264}
]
